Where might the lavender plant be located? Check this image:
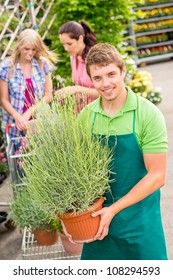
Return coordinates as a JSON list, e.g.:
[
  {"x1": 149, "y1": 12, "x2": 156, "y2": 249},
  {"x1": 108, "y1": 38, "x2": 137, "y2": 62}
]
[{"x1": 21, "y1": 96, "x2": 114, "y2": 215}]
